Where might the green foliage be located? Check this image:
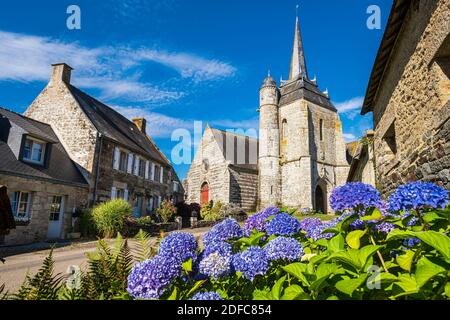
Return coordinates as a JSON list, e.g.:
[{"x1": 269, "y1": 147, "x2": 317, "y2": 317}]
[
  {"x1": 13, "y1": 249, "x2": 63, "y2": 300},
  {"x1": 0, "y1": 282, "x2": 8, "y2": 300},
  {"x1": 135, "y1": 216, "x2": 154, "y2": 225},
  {"x1": 134, "y1": 229, "x2": 157, "y2": 262},
  {"x1": 91, "y1": 199, "x2": 132, "y2": 238},
  {"x1": 156, "y1": 200, "x2": 177, "y2": 223},
  {"x1": 200, "y1": 201, "x2": 224, "y2": 221},
  {"x1": 78, "y1": 209, "x2": 96, "y2": 237}
]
